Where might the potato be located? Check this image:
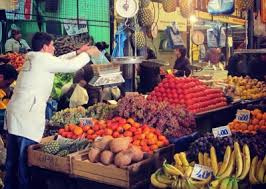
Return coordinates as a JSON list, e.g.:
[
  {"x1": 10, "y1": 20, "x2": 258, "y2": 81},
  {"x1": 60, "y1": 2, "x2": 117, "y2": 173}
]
[
  {"x1": 88, "y1": 147, "x2": 101, "y2": 163},
  {"x1": 93, "y1": 136, "x2": 113, "y2": 151},
  {"x1": 126, "y1": 146, "x2": 144, "y2": 162},
  {"x1": 110, "y1": 137, "x2": 131, "y2": 153},
  {"x1": 114, "y1": 151, "x2": 132, "y2": 168},
  {"x1": 100, "y1": 150, "x2": 114, "y2": 165}
]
